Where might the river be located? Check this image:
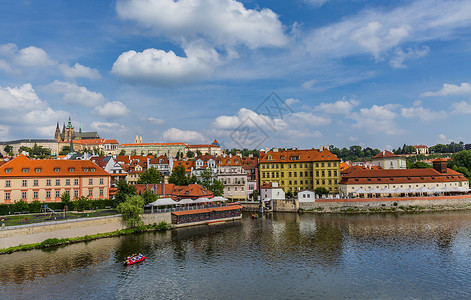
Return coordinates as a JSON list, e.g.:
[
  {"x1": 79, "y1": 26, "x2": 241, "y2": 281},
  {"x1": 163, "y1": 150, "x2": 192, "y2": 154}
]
[{"x1": 1, "y1": 211, "x2": 471, "y2": 299}]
